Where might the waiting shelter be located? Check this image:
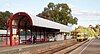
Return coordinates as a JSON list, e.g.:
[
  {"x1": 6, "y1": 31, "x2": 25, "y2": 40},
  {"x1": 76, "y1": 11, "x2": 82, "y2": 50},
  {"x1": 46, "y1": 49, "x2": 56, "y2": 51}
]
[{"x1": 0, "y1": 12, "x2": 72, "y2": 46}]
